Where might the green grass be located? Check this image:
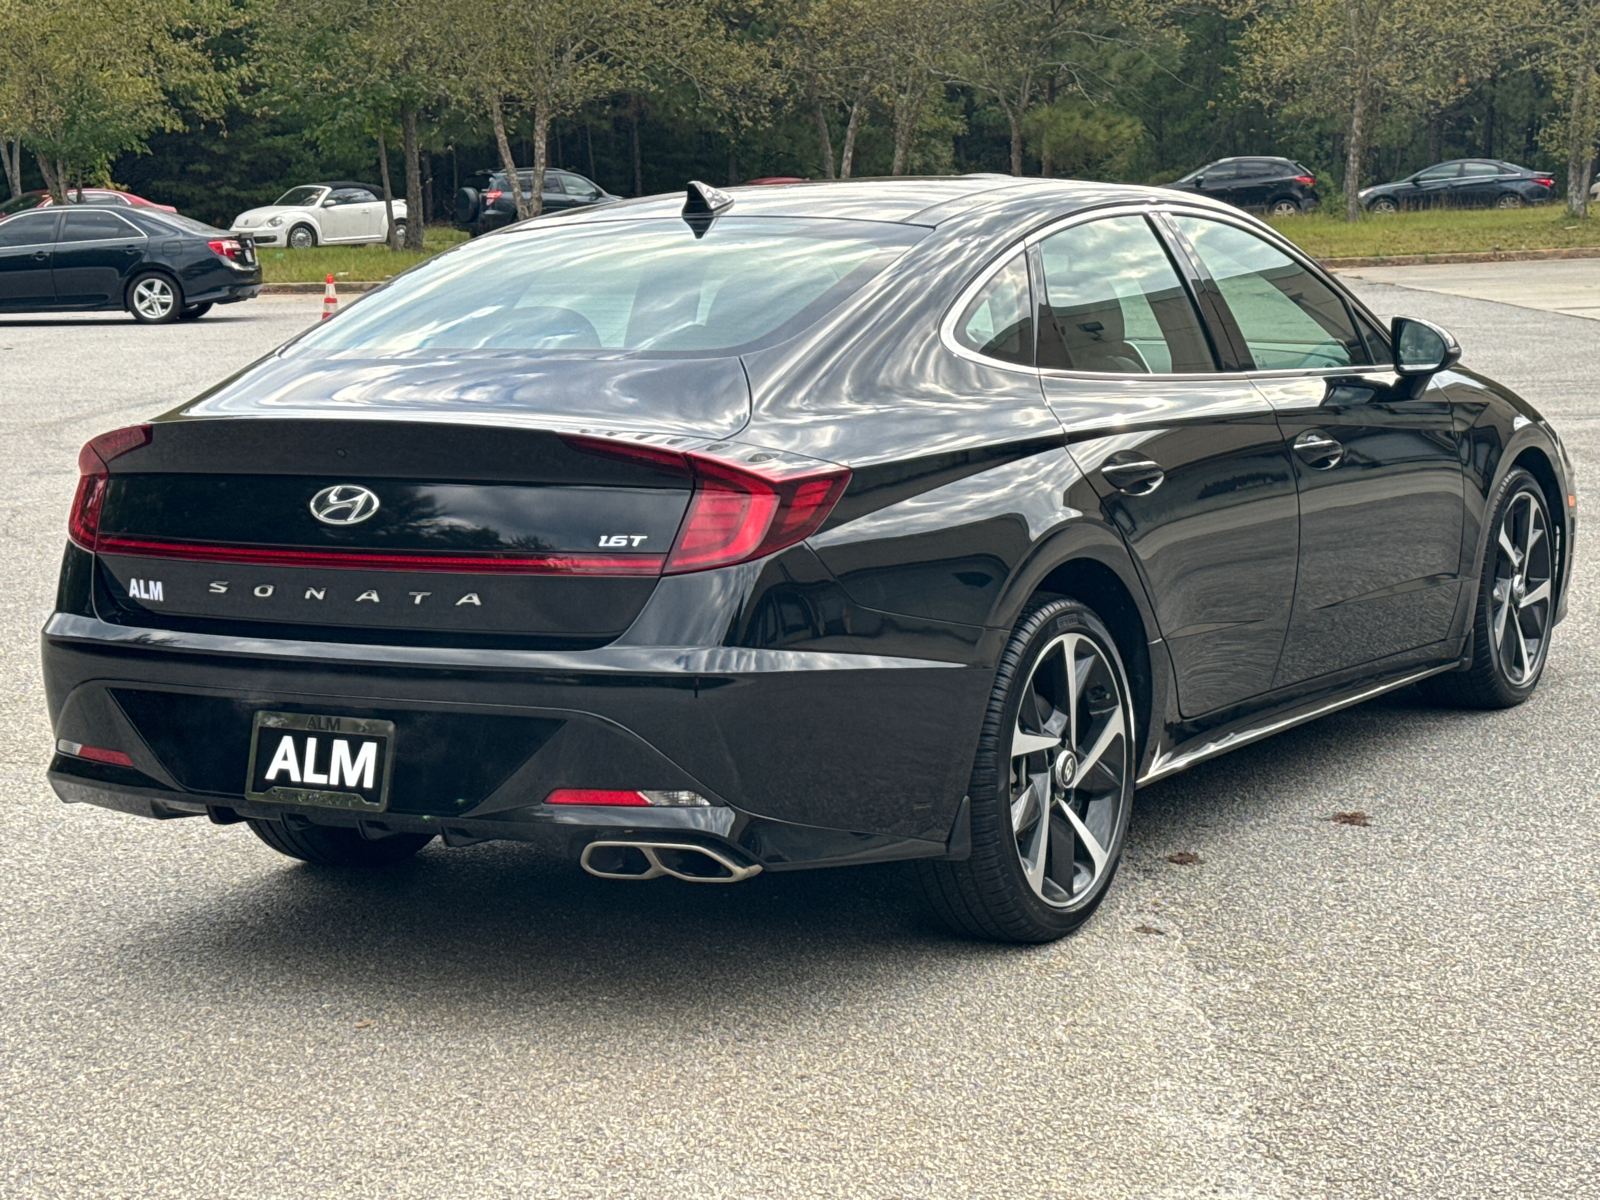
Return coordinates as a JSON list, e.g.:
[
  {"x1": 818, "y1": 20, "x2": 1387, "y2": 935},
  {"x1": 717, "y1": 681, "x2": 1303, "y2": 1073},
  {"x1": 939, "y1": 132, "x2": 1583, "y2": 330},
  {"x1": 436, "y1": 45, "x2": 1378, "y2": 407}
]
[
  {"x1": 259, "y1": 227, "x2": 469, "y2": 283},
  {"x1": 1267, "y1": 205, "x2": 1600, "y2": 260}
]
